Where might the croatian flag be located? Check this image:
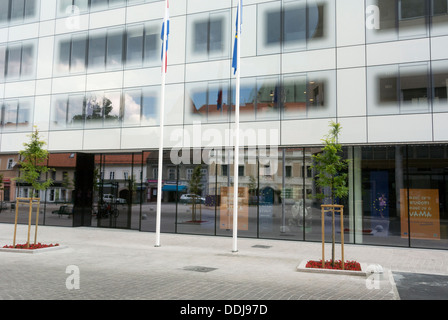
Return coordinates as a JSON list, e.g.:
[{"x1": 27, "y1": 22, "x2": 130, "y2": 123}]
[
  {"x1": 161, "y1": 0, "x2": 170, "y2": 73},
  {"x1": 232, "y1": 0, "x2": 242, "y2": 75}
]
